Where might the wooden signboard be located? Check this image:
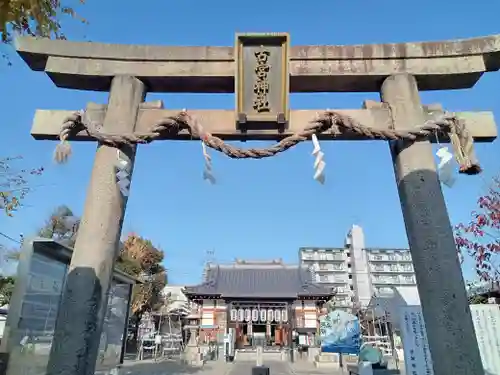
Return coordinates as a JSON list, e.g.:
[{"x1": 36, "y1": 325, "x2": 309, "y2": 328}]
[{"x1": 235, "y1": 33, "x2": 290, "y2": 132}]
